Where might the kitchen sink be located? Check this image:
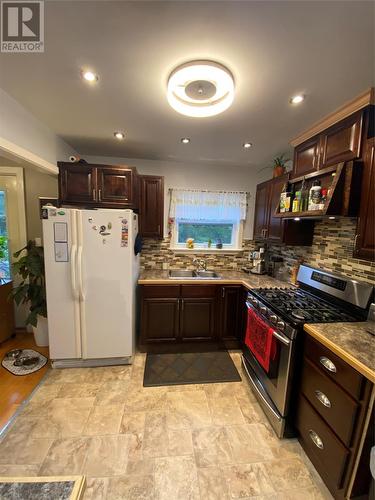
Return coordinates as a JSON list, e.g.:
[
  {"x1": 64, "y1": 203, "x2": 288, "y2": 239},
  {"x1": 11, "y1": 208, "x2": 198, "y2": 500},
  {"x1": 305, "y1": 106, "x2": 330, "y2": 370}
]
[
  {"x1": 168, "y1": 269, "x2": 221, "y2": 279},
  {"x1": 195, "y1": 270, "x2": 221, "y2": 278},
  {"x1": 169, "y1": 270, "x2": 196, "y2": 278}
]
